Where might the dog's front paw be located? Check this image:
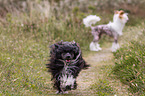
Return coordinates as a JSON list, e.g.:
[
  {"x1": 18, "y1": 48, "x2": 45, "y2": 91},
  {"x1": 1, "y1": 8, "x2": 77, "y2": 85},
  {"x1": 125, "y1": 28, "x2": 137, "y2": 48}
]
[
  {"x1": 111, "y1": 43, "x2": 120, "y2": 52},
  {"x1": 56, "y1": 91, "x2": 63, "y2": 94},
  {"x1": 56, "y1": 91, "x2": 68, "y2": 94},
  {"x1": 90, "y1": 42, "x2": 102, "y2": 51},
  {"x1": 97, "y1": 44, "x2": 102, "y2": 50},
  {"x1": 64, "y1": 91, "x2": 68, "y2": 94},
  {"x1": 90, "y1": 48, "x2": 100, "y2": 51},
  {"x1": 118, "y1": 32, "x2": 123, "y2": 36}
]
